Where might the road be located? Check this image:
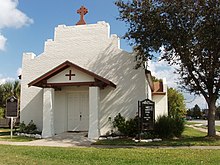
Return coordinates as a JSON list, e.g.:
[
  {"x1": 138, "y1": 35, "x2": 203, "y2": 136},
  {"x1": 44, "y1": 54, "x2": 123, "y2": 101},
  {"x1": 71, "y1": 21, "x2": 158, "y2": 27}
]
[{"x1": 188, "y1": 120, "x2": 220, "y2": 126}]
